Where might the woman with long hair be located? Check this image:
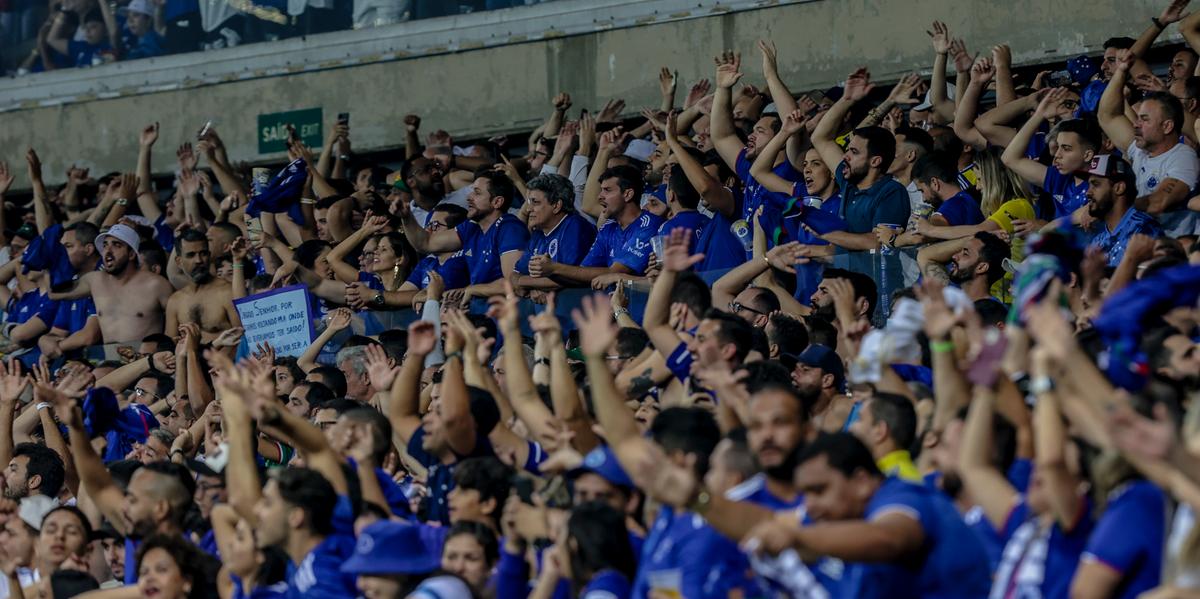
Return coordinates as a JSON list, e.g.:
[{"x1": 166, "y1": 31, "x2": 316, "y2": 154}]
[
  {"x1": 915, "y1": 147, "x2": 1037, "y2": 243},
  {"x1": 211, "y1": 505, "x2": 288, "y2": 599},
  {"x1": 441, "y1": 521, "x2": 499, "y2": 598}
]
